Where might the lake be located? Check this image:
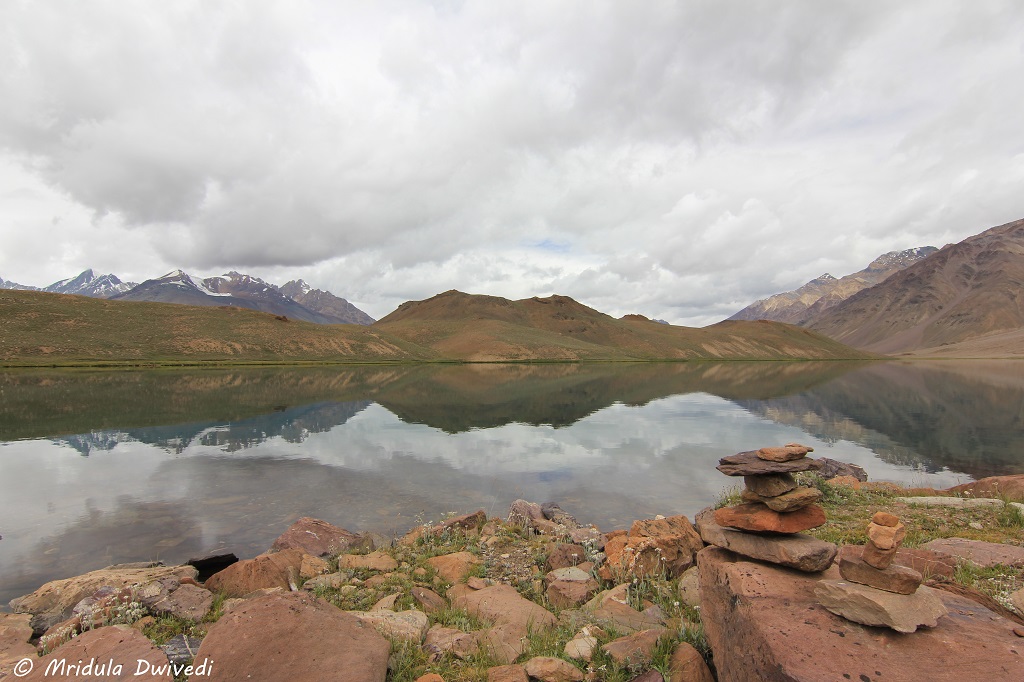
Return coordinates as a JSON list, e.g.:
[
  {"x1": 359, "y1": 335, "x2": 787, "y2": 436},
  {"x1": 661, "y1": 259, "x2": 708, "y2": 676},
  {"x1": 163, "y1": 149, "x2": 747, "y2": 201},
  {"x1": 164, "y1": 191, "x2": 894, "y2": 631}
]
[{"x1": 2, "y1": 359, "x2": 1023, "y2": 606}]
